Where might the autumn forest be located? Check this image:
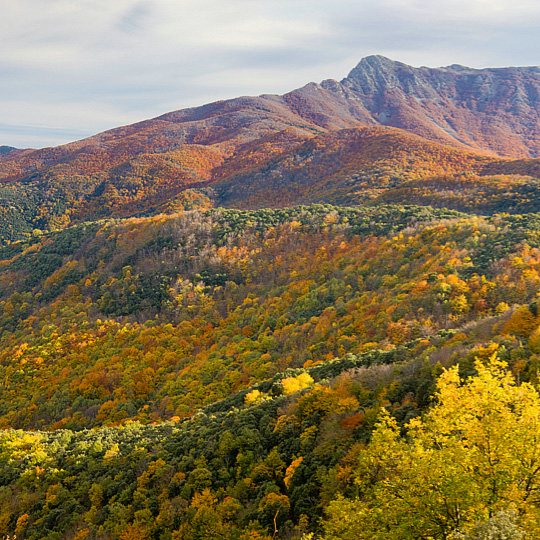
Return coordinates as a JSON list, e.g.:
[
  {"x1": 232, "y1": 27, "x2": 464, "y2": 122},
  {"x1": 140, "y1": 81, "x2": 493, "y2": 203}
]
[{"x1": 2, "y1": 56, "x2": 540, "y2": 539}]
